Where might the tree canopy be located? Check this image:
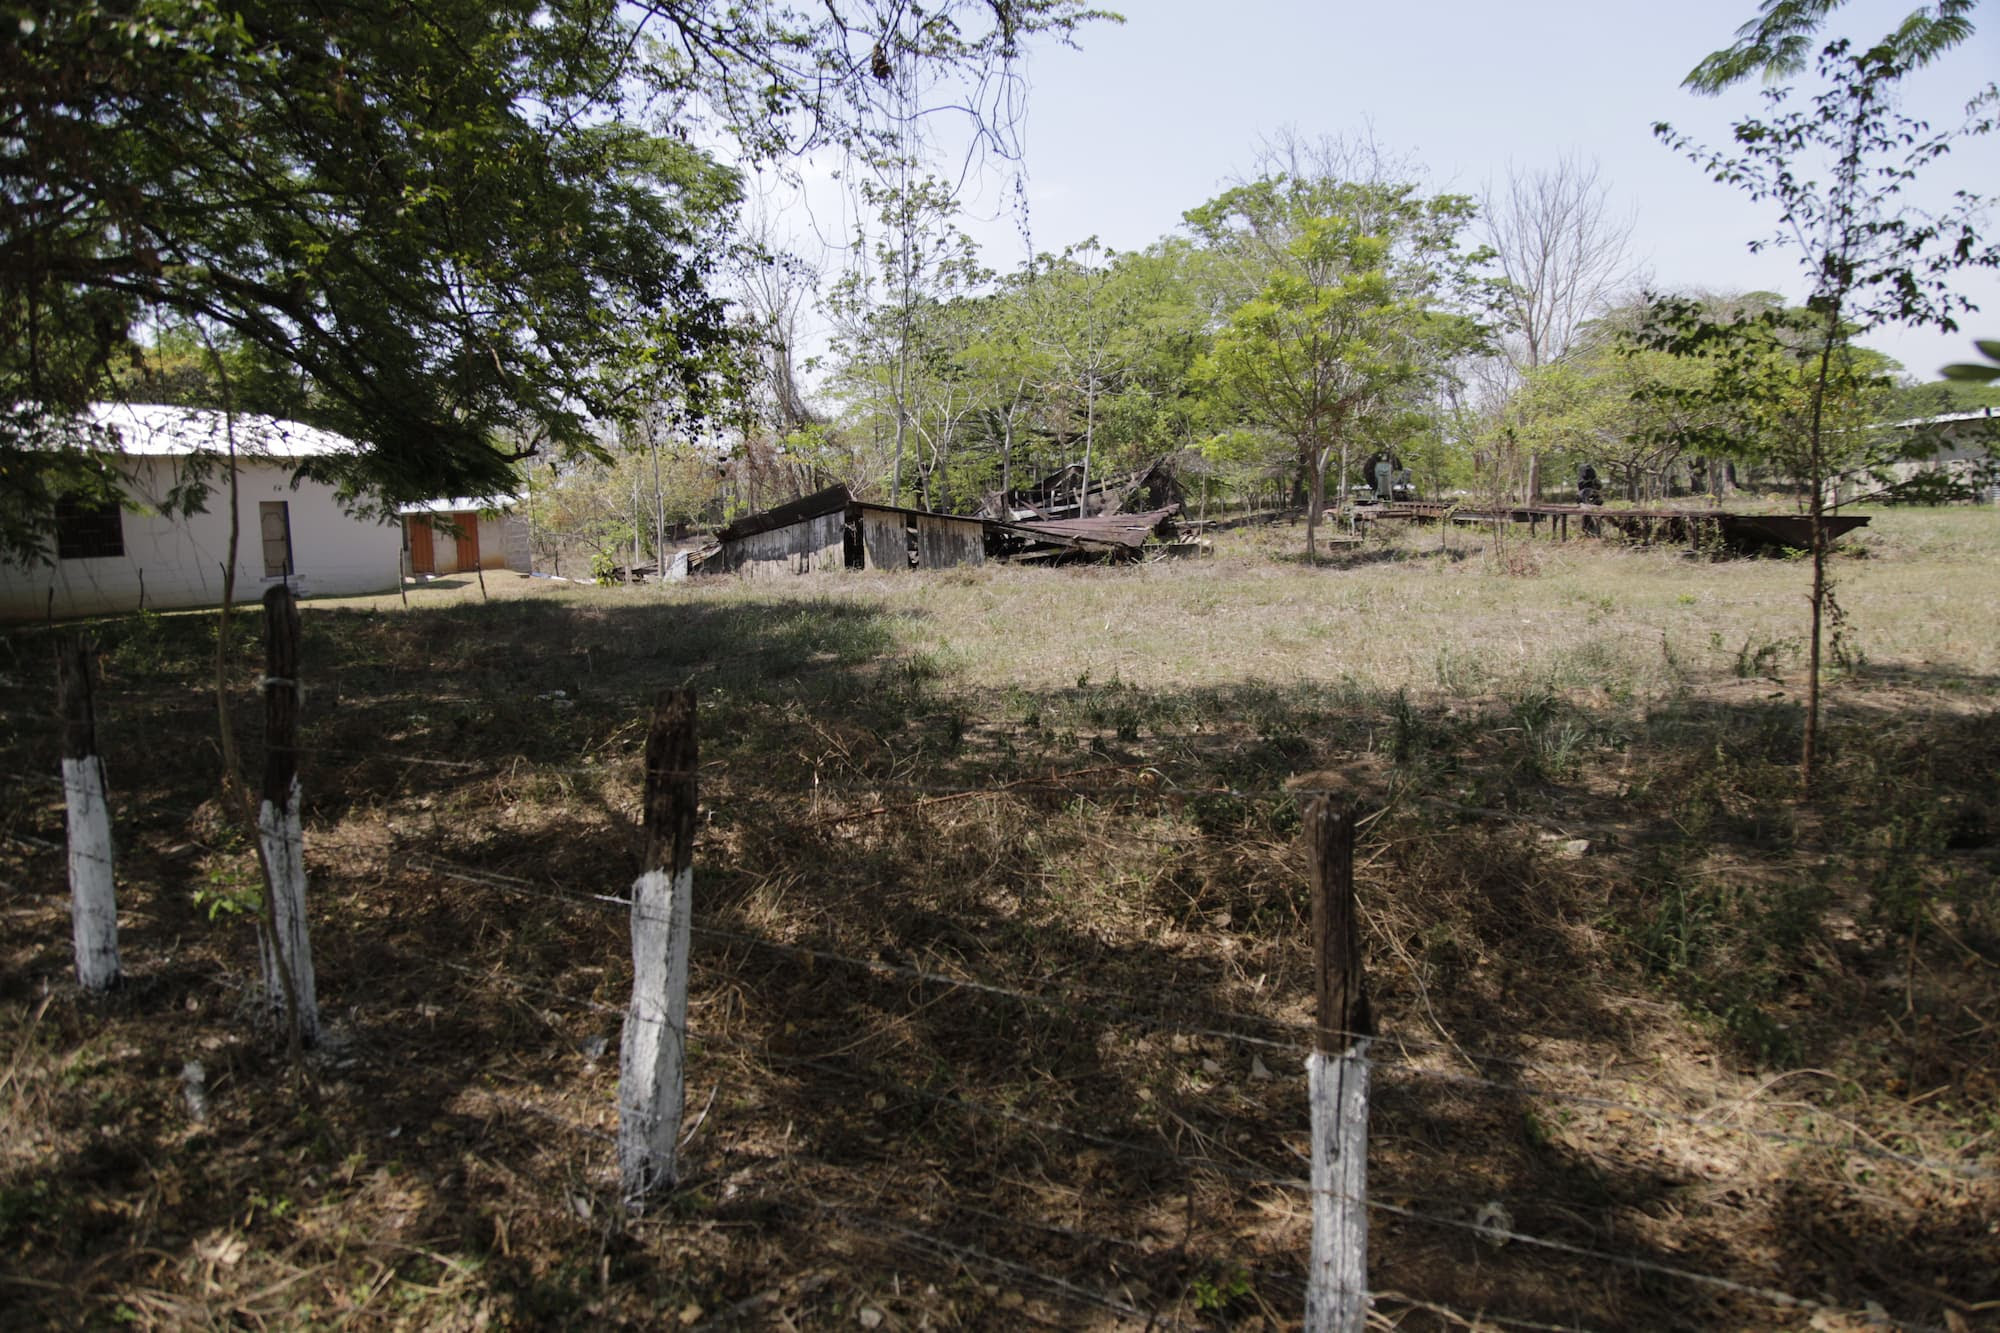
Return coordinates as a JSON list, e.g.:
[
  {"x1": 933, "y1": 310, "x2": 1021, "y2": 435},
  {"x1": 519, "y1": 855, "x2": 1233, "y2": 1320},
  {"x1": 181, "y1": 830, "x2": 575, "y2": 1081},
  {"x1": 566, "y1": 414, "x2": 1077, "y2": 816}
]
[
  {"x1": 0, "y1": 0, "x2": 1107, "y2": 559},
  {"x1": 1684, "y1": 0, "x2": 1978, "y2": 92}
]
